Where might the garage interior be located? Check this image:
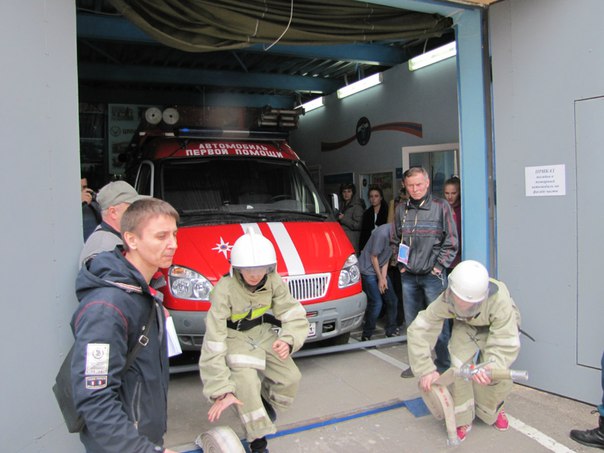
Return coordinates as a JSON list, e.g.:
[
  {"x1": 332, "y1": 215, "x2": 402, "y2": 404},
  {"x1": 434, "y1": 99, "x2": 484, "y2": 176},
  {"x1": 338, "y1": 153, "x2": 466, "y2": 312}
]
[
  {"x1": 77, "y1": 0, "x2": 457, "y2": 106},
  {"x1": 76, "y1": 0, "x2": 466, "y2": 185}
]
